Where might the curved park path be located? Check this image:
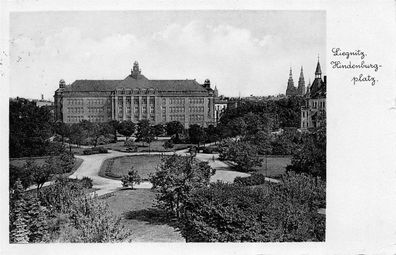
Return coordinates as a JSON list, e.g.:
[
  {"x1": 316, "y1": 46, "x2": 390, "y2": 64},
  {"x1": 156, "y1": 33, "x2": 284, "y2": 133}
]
[{"x1": 70, "y1": 149, "x2": 255, "y2": 196}]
